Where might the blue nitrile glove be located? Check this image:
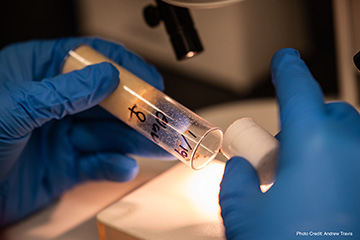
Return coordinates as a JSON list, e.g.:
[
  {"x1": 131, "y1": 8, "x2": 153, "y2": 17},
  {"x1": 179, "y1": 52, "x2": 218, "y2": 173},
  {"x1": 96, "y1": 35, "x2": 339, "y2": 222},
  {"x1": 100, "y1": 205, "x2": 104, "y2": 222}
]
[
  {"x1": 0, "y1": 37, "x2": 174, "y2": 227},
  {"x1": 219, "y1": 48, "x2": 360, "y2": 239}
]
